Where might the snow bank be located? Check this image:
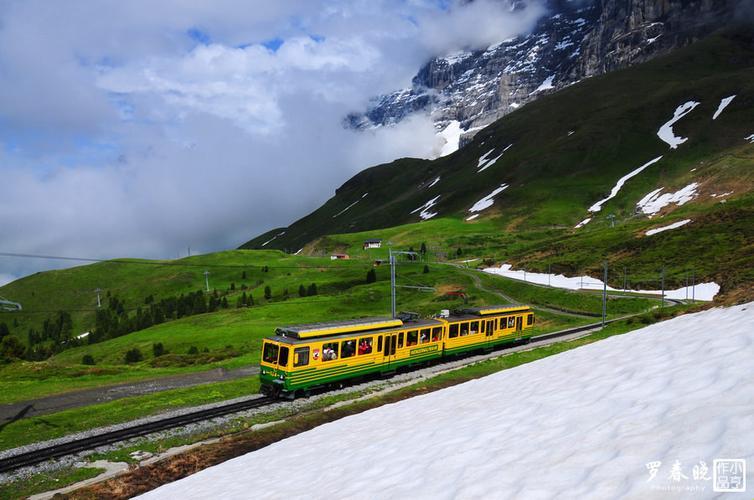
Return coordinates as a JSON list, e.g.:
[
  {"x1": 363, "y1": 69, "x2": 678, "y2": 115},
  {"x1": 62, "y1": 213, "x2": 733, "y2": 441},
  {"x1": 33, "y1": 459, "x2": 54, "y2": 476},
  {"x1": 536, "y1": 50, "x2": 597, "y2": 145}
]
[
  {"x1": 645, "y1": 218, "x2": 691, "y2": 236},
  {"x1": 712, "y1": 95, "x2": 735, "y2": 120},
  {"x1": 468, "y1": 184, "x2": 509, "y2": 213},
  {"x1": 438, "y1": 121, "x2": 462, "y2": 157},
  {"x1": 465, "y1": 214, "x2": 479, "y2": 221},
  {"x1": 411, "y1": 195, "x2": 441, "y2": 220},
  {"x1": 657, "y1": 101, "x2": 699, "y2": 149},
  {"x1": 477, "y1": 149, "x2": 495, "y2": 168},
  {"x1": 260, "y1": 231, "x2": 285, "y2": 247},
  {"x1": 142, "y1": 303, "x2": 753, "y2": 499},
  {"x1": 746, "y1": 134, "x2": 754, "y2": 144},
  {"x1": 483, "y1": 264, "x2": 720, "y2": 301},
  {"x1": 636, "y1": 183, "x2": 698, "y2": 216},
  {"x1": 588, "y1": 156, "x2": 663, "y2": 213},
  {"x1": 427, "y1": 176, "x2": 440, "y2": 189},
  {"x1": 478, "y1": 144, "x2": 512, "y2": 173}
]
